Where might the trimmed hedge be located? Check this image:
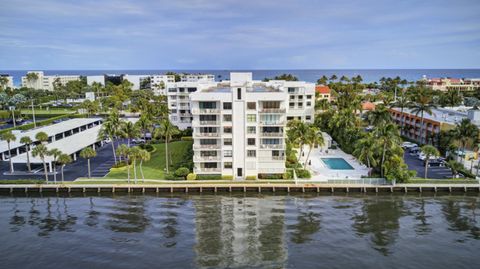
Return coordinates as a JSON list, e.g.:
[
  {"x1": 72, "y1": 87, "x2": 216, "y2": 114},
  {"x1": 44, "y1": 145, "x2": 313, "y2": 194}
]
[
  {"x1": 246, "y1": 175, "x2": 257, "y2": 180},
  {"x1": 187, "y1": 173, "x2": 196, "y2": 180},
  {"x1": 196, "y1": 174, "x2": 222, "y2": 180},
  {"x1": 0, "y1": 114, "x2": 70, "y2": 134},
  {"x1": 181, "y1": 136, "x2": 193, "y2": 141},
  {"x1": 221, "y1": 175, "x2": 233, "y2": 180}
]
